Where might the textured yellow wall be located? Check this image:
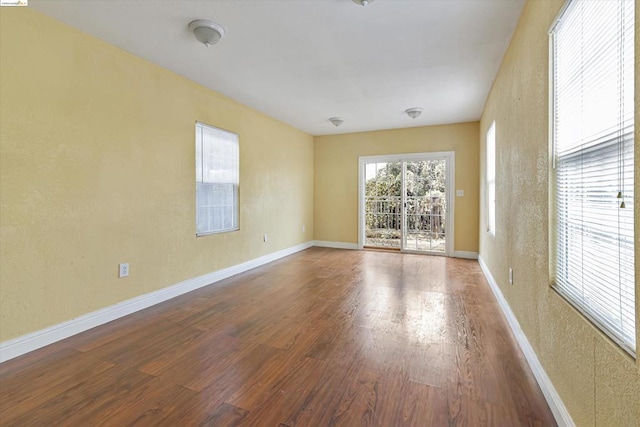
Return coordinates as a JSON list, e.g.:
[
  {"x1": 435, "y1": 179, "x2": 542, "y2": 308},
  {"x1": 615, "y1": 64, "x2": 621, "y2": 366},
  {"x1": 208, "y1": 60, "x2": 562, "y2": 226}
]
[
  {"x1": 0, "y1": 8, "x2": 314, "y2": 342},
  {"x1": 479, "y1": 1, "x2": 640, "y2": 425},
  {"x1": 314, "y1": 123, "x2": 479, "y2": 252}
]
